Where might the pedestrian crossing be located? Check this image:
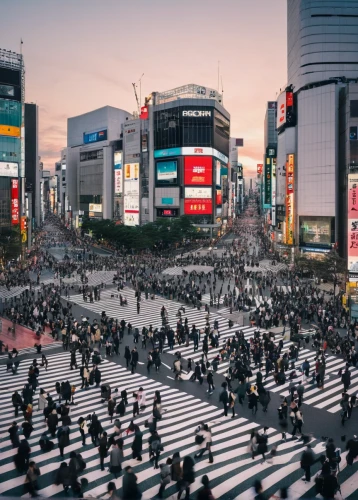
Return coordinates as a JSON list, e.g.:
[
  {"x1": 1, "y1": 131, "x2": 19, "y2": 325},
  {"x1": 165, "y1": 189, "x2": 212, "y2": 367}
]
[
  {"x1": 3, "y1": 350, "x2": 357, "y2": 499},
  {"x1": 0, "y1": 342, "x2": 62, "y2": 360},
  {"x1": 65, "y1": 287, "x2": 358, "y2": 417},
  {"x1": 0, "y1": 285, "x2": 40, "y2": 301},
  {"x1": 62, "y1": 270, "x2": 117, "y2": 286},
  {"x1": 161, "y1": 266, "x2": 184, "y2": 276}
]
